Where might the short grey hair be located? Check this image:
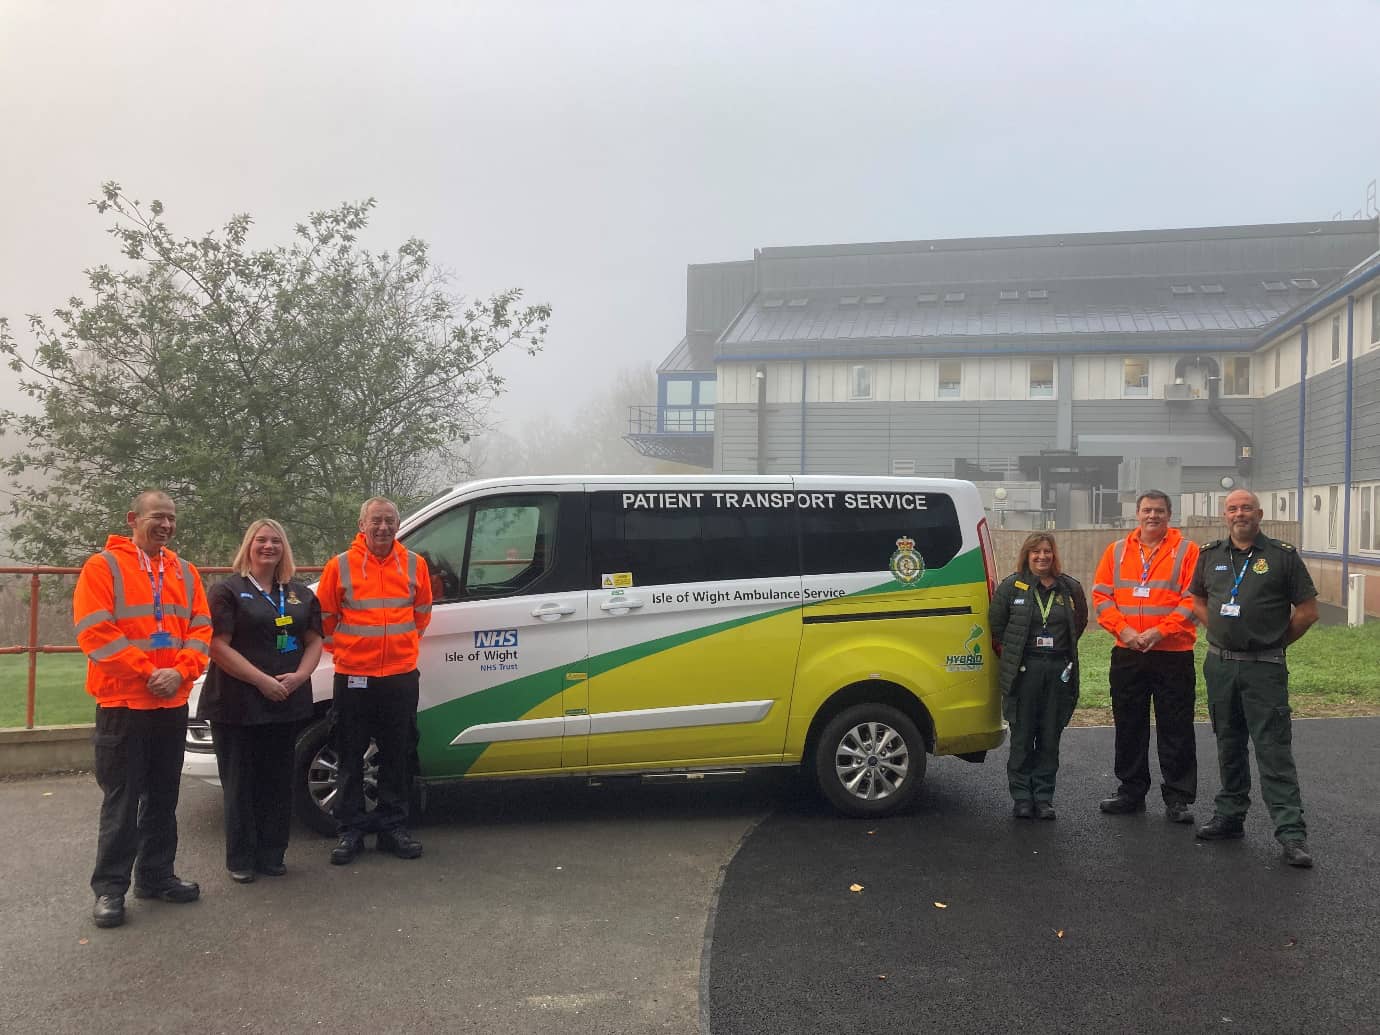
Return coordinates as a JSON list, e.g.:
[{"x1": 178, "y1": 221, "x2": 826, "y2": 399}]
[{"x1": 358, "y1": 496, "x2": 400, "y2": 523}]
